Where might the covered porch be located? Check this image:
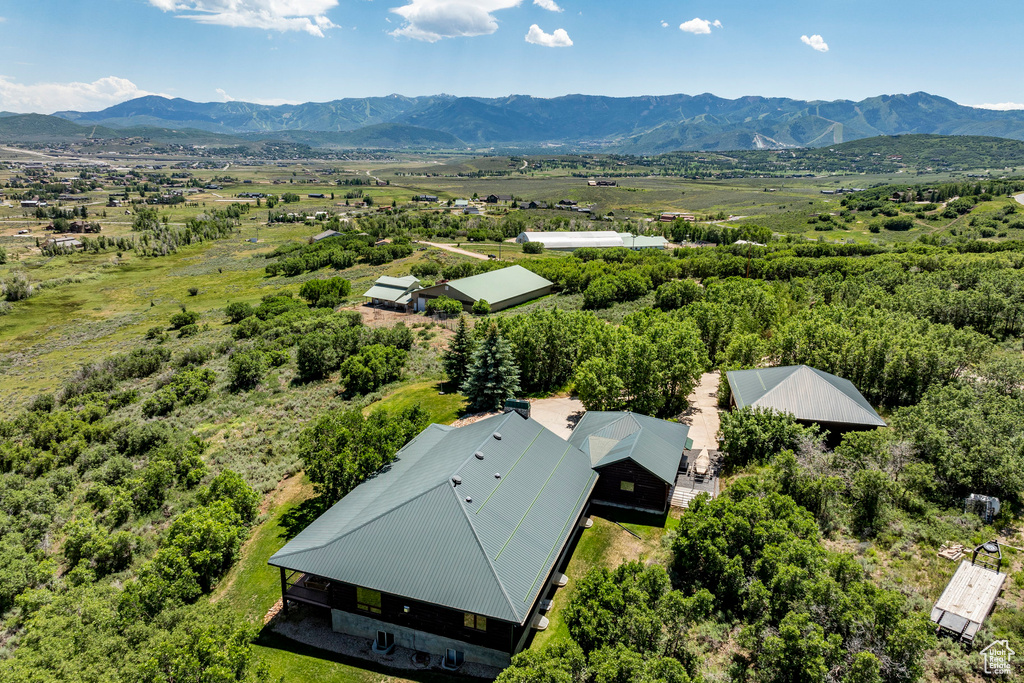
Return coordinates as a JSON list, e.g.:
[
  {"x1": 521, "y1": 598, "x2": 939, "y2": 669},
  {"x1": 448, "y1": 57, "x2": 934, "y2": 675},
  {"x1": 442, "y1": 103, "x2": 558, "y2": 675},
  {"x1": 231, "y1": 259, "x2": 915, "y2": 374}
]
[{"x1": 279, "y1": 568, "x2": 332, "y2": 610}]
